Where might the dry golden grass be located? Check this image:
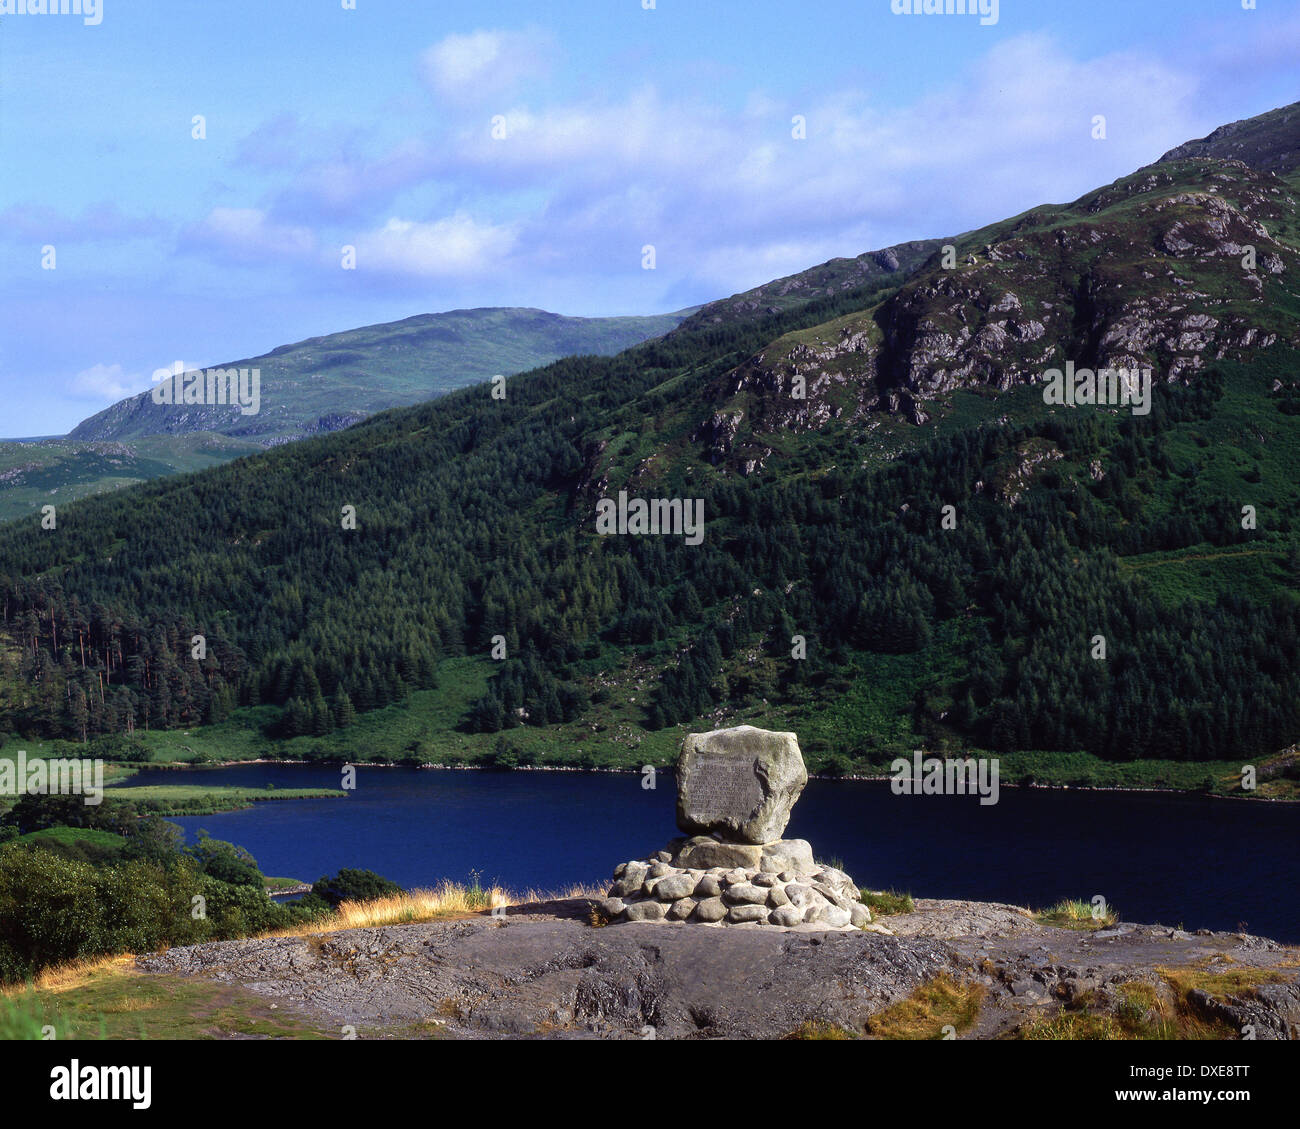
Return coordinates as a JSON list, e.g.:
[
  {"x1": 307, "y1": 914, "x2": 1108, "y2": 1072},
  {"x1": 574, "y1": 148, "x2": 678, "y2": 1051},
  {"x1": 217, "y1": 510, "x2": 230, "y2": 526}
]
[
  {"x1": 866, "y1": 972, "x2": 986, "y2": 1039},
  {"x1": 783, "y1": 1019, "x2": 857, "y2": 1040},
  {"x1": 1021, "y1": 963, "x2": 1294, "y2": 1040},
  {"x1": 3, "y1": 881, "x2": 609, "y2": 999},
  {"x1": 1158, "y1": 963, "x2": 1288, "y2": 1000},
  {"x1": 255, "y1": 880, "x2": 607, "y2": 940},
  {"x1": 1021, "y1": 1012, "x2": 1123, "y2": 1040},
  {"x1": 0, "y1": 953, "x2": 135, "y2": 998}
]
